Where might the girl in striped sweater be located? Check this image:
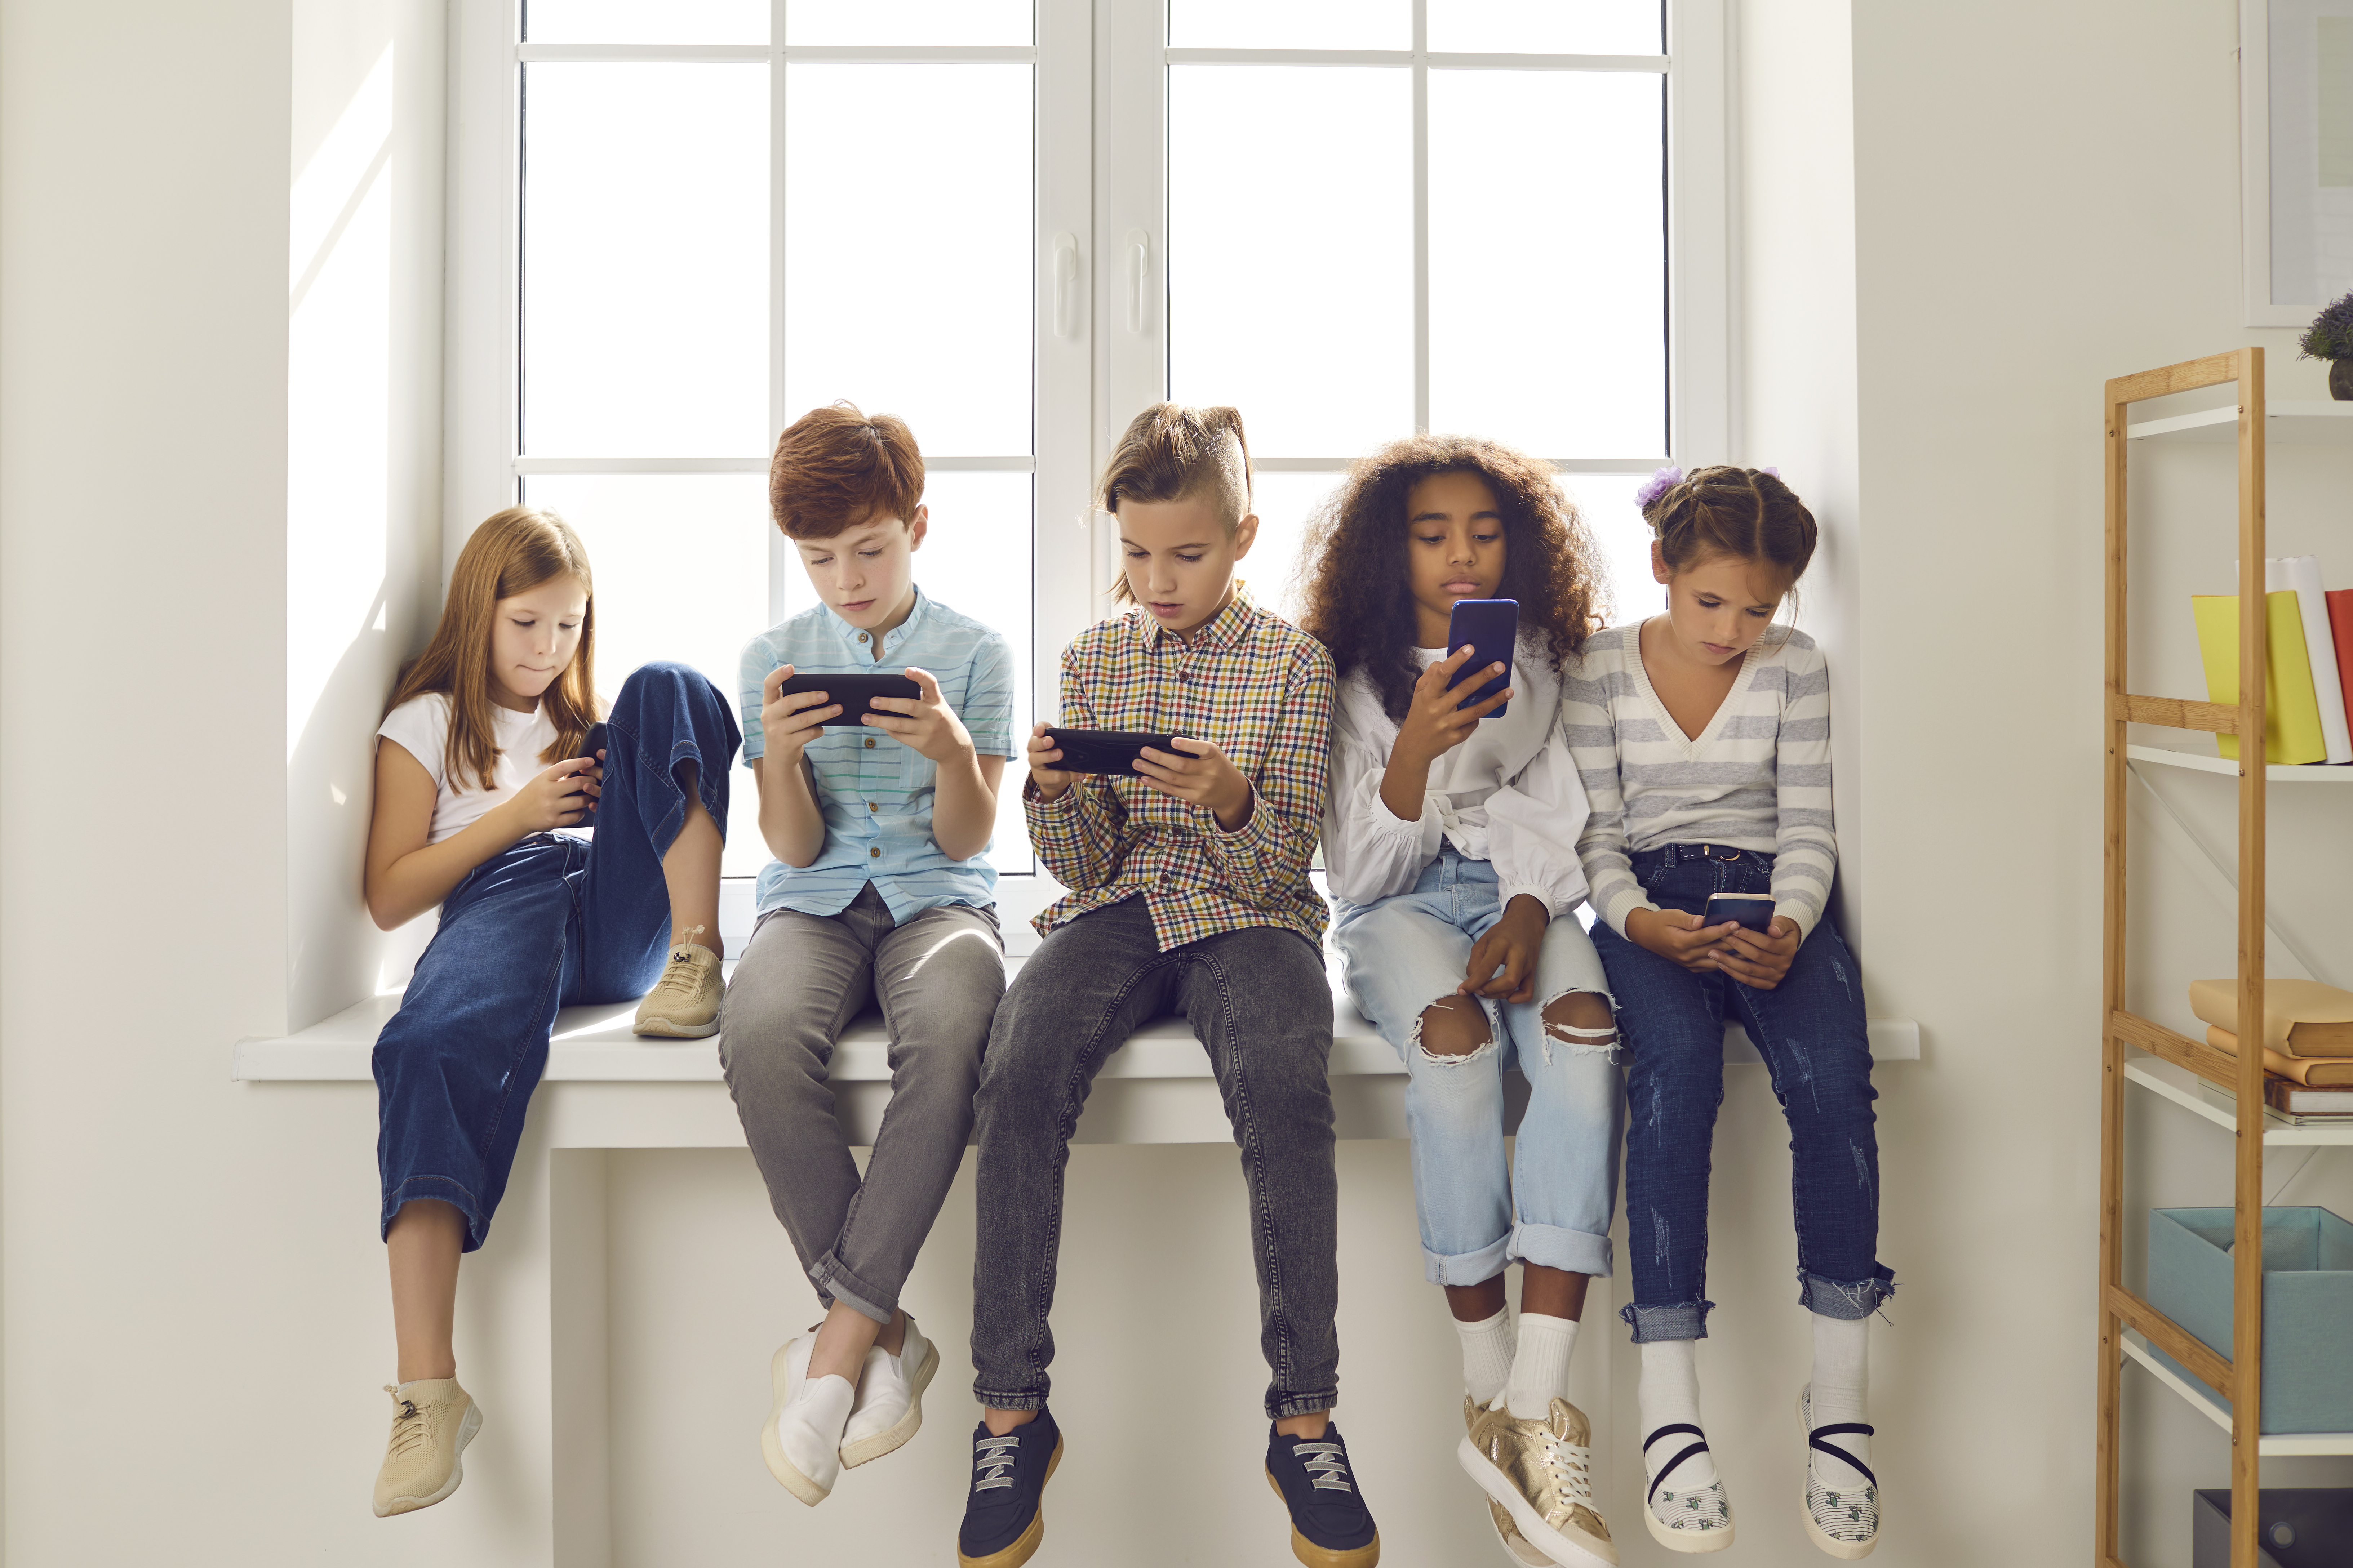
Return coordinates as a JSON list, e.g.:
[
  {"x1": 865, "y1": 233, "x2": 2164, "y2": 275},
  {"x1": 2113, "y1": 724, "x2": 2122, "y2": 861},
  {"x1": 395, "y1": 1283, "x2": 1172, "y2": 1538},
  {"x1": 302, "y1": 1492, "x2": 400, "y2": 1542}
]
[{"x1": 1562, "y1": 466, "x2": 1889, "y2": 1560}]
